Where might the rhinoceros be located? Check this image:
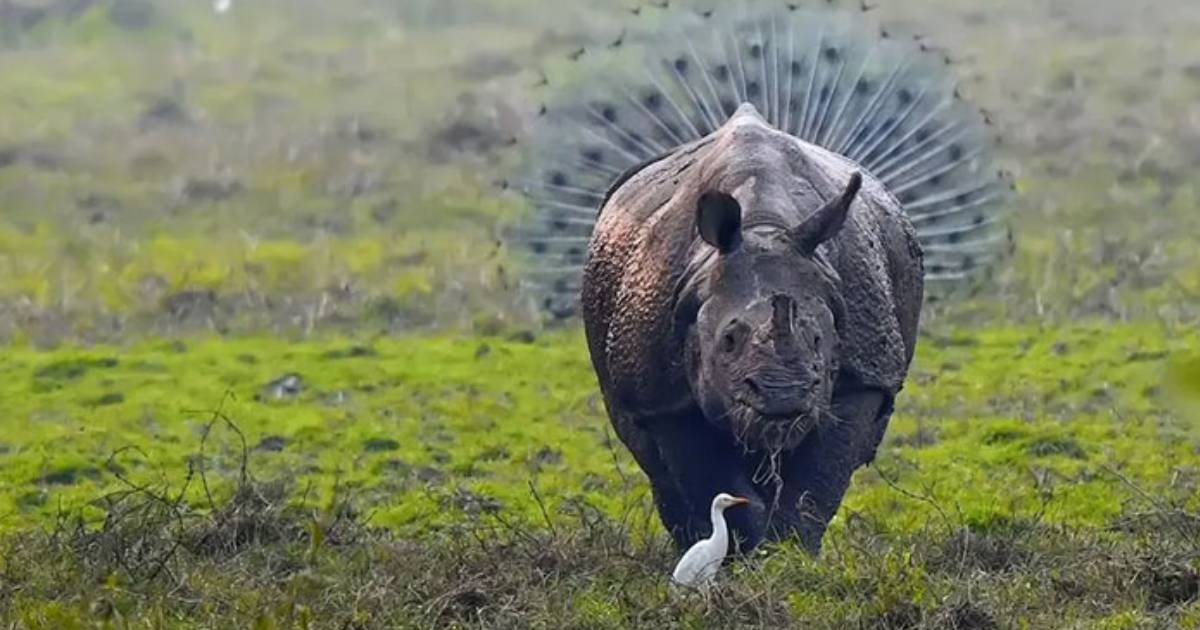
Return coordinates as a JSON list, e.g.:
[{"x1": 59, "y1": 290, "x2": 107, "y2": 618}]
[
  {"x1": 513, "y1": 2, "x2": 1011, "y2": 552},
  {"x1": 581, "y1": 104, "x2": 923, "y2": 552}
]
